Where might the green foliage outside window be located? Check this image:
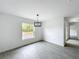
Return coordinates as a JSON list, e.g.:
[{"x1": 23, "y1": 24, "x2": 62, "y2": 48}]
[{"x1": 22, "y1": 23, "x2": 34, "y2": 32}]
